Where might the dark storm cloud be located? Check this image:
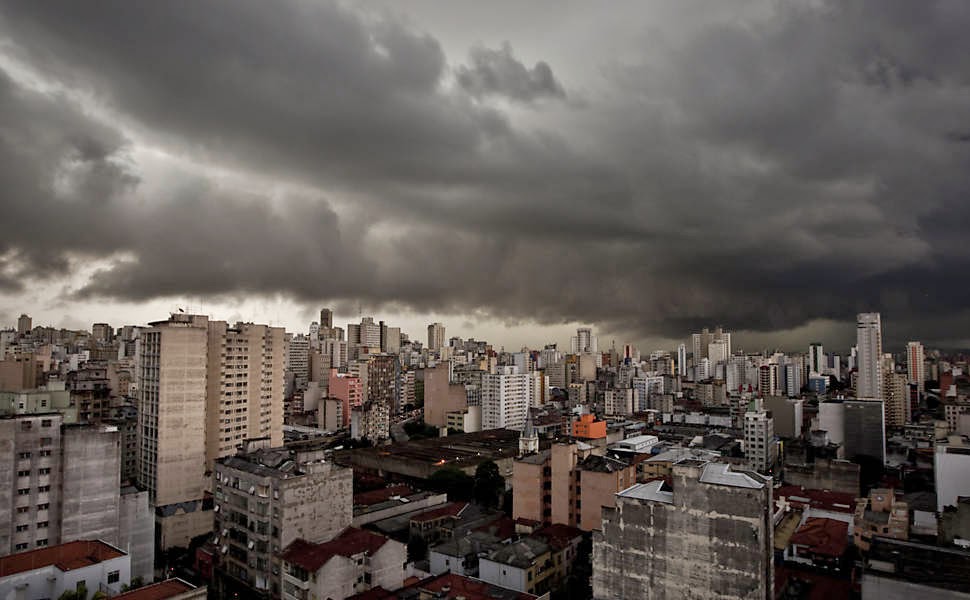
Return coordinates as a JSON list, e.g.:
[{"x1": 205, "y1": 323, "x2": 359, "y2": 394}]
[
  {"x1": 456, "y1": 43, "x2": 566, "y2": 102},
  {"x1": 1, "y1": 0, "x2": 970, "y2": 347}
]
